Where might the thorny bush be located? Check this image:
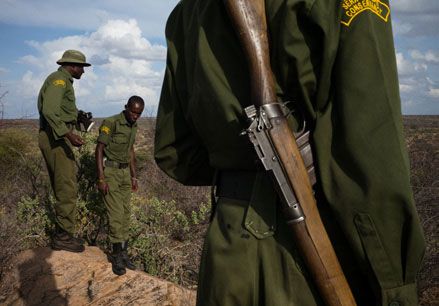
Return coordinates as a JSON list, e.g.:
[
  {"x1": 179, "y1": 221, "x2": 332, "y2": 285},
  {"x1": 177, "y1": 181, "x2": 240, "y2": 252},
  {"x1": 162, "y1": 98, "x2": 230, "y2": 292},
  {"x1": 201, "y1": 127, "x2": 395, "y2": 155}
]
[{"x1": 0, "y1": 126, "x2": 210, "y2": 286}]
